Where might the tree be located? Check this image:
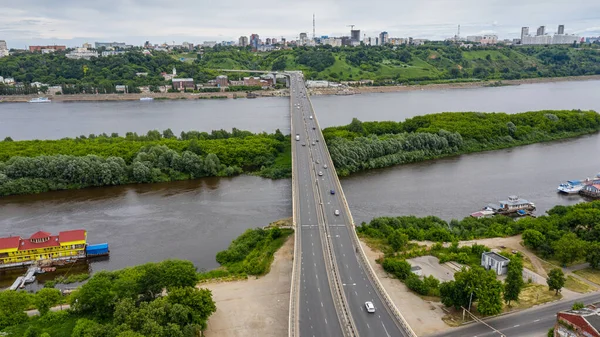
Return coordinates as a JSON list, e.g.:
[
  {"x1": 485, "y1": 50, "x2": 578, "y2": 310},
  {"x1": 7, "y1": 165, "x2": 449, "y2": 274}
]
[
  {"x1": 381, "y1": 258, "x2": 412, "y2": 280},
  {"x1": 572, "y1": 301, "x2": 585, "y2": 310},
  {"x1": 166, "y1": 287, "x2": 217, "y2": 330},
  {"x1": 553, "y1": 233, "x2": 586, "y2": 265},
  {"x1": 271, "y1": 57, "x2": 287, "y2": 71},
  {"x1": 547, "y1": 268, "x2": 566, "y2": 295},
  {"x1": 160, "y1": 259, "x2": 199, "y2": 290},
  {"x1": 34, "y1": 288, "x2": 62, "y2": 316},
  {"x1": 522, "y1": 229, "x2": 546, "y2": 249},
  {"x1": 70, "y1": 271, "x2": 116, "y2": 317},
  {"x1": 0, "y1": 290, "x2": 31, "y2": 329},
  {"x1": 162, "y1": 128, "x2": 176, "y2": 139},
  {"x1": 439, "y1": 266, "x2": 503, "y2": 315},
  {"x1": 348, "y1": 118, "x2": 366, "y2": 134},
  {"x1": 585, "y1": 242, "x2": 600, "y2": 269},
  {"x1": 504, "y1": 256, "x2": 524, "y2": 306},
  {"x1": 388, "y1": 230, "x2": 409, "y2": 252}
]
